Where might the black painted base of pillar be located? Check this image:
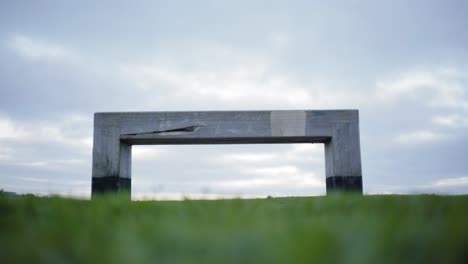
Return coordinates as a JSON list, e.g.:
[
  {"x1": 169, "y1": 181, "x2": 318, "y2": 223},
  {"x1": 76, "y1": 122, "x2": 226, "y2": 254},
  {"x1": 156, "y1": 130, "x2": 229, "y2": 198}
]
[
  {"x1": 92, "y1": 177, "x2": 131, "y2": 198},
  {"x1": 326, "y1": 176, "x2": 362, "y2": 194}
]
